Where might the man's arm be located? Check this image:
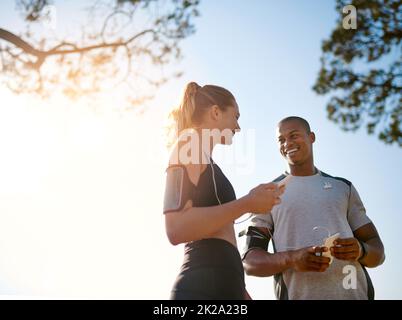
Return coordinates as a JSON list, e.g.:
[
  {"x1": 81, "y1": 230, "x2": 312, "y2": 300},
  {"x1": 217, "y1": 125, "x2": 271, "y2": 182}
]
[
  {"x1": 355, "y1": 222, "x2": 385, "y2": 267},
  {"x1": 243, "y1": 227, "x2": 330, "y2": 277},
  {"x1": 331, "y1": 222, "x2": 385, "y2": 268},
  {"x1": 243, "y1": 247, "x2": 292, "y2": 277}
]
